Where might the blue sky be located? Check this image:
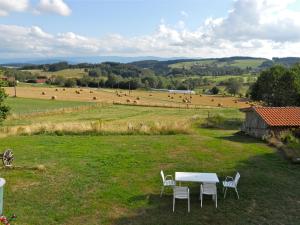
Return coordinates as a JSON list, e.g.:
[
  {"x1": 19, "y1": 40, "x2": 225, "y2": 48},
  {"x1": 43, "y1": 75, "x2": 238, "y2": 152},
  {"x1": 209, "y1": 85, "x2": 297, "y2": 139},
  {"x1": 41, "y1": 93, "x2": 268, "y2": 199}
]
[
  {"x1": 1, "y1": 0, "x2": 300, "y2": 59},
  {"x1": 0, "y1": 0, "x2": 232, "y2": 36}
]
